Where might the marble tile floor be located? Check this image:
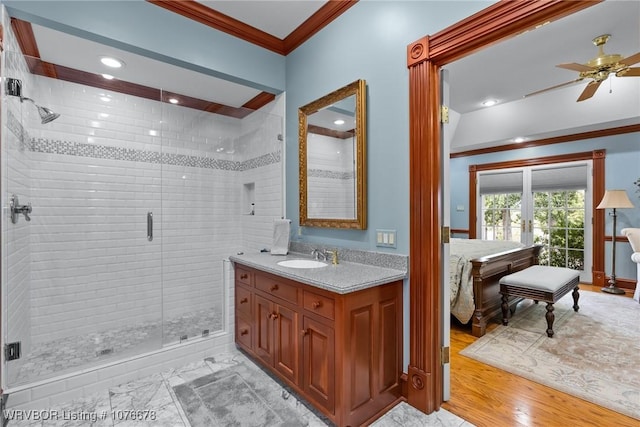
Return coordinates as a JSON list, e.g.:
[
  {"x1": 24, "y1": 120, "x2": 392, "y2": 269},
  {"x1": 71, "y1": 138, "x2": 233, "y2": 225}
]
[
  {"x1": 11, "y1": 309, "x2": 222, "y2": 385},
  {"x1": 6, "y1": 350, "x2": 474, "y2": 427}
]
